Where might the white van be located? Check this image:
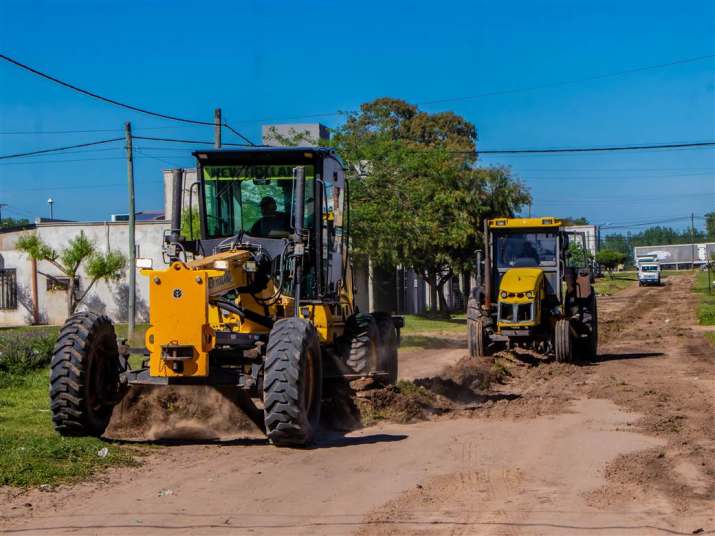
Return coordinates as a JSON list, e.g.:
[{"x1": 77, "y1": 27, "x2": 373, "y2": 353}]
[{"x1": 638, "y1": 262, "x2": 661, "y2": 286}]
